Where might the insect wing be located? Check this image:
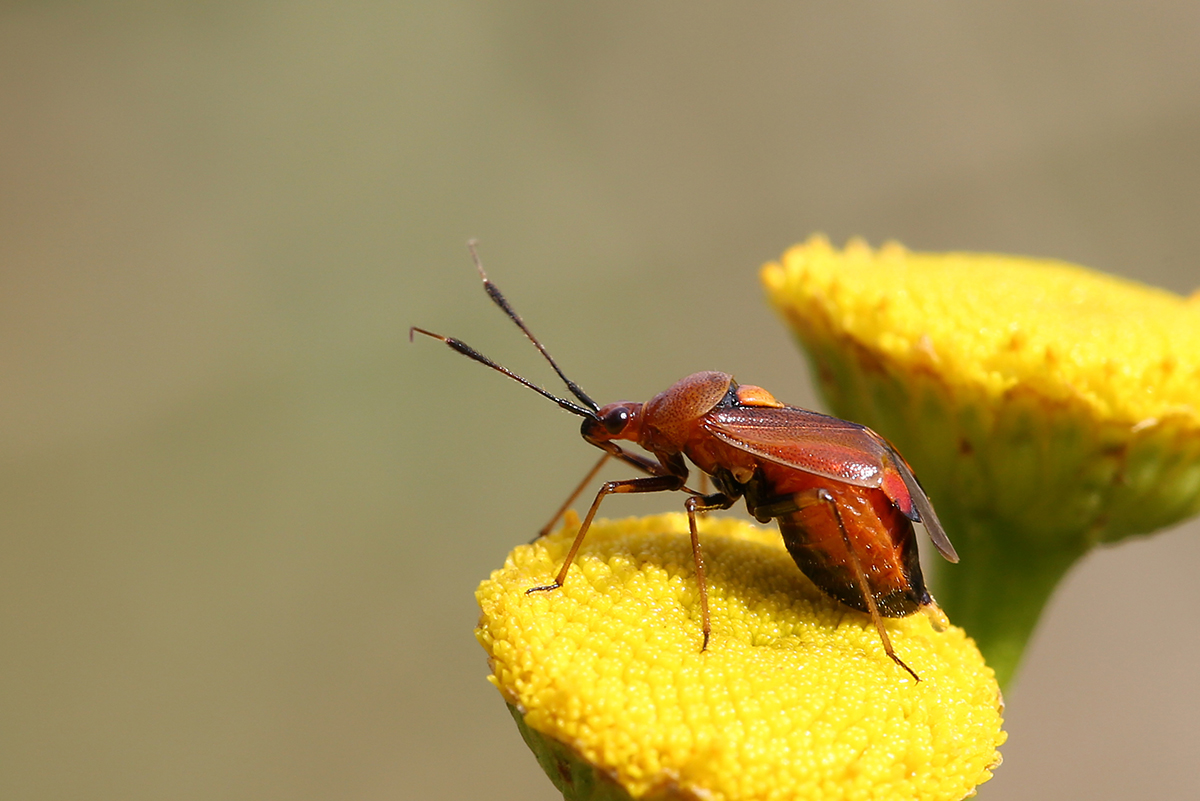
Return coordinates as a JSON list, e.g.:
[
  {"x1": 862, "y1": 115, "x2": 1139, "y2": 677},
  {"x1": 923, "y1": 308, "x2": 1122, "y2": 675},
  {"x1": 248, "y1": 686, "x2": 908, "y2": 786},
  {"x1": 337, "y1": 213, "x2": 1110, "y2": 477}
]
[
  {"x1": 704, "y1": 406, "x2": 893, "y2": 489},
  {"x1": 884, "y1": 444, "x2": 960, "y2": 563},
  {"x1": 707, "y1": 406, "x2": 960, "y2": 565}
]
